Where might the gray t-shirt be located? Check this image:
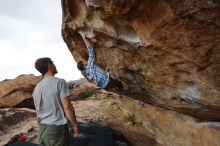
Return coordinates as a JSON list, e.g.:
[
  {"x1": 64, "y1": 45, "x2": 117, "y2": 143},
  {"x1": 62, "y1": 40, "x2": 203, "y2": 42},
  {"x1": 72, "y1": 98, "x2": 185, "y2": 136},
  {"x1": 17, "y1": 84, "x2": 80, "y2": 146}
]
[{"x1": 32, "y1": 76, "x2": 71, "y2": 125}]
